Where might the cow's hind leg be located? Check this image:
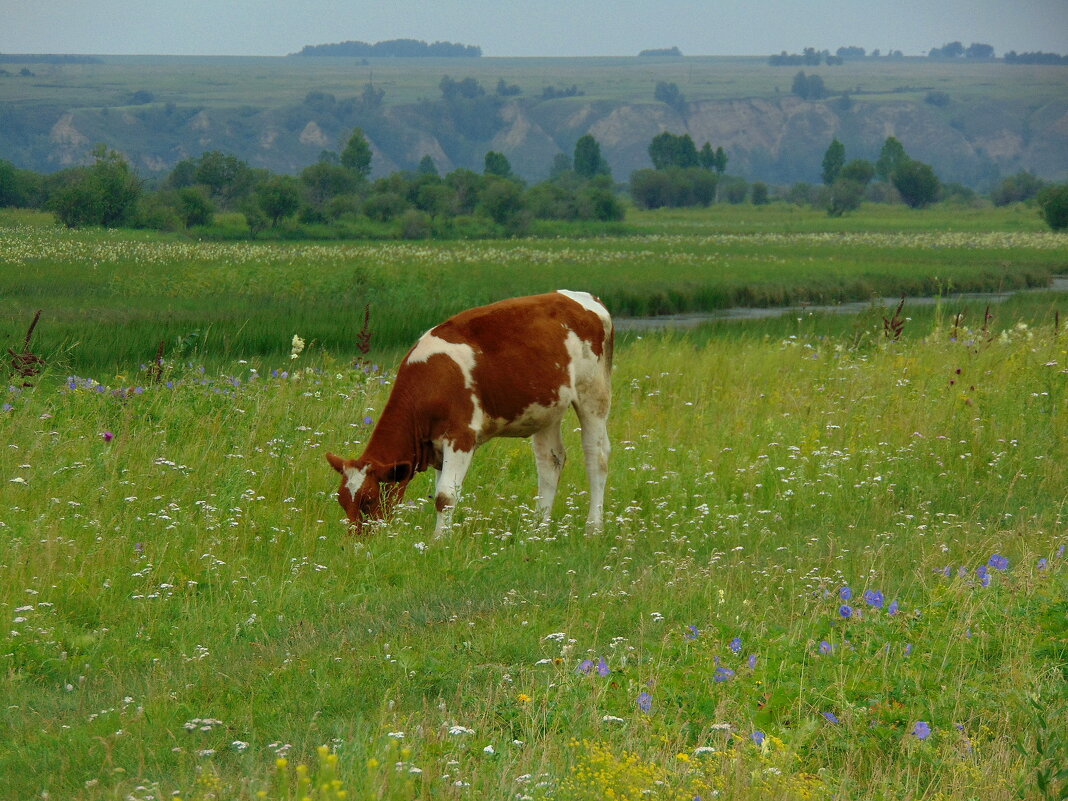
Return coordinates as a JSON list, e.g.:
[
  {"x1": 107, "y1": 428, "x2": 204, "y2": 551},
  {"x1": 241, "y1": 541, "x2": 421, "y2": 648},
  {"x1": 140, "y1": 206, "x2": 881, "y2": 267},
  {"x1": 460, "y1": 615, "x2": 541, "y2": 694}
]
[
  {"x1": 574, "y1": 397, "x2": 610, "y2": 532},
  {"x1": 531, "y1": 419, "x2": 566, "y2": 523},
  {"x1": 434, "y1": 445, "x2": 475, "y2": 537}
]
